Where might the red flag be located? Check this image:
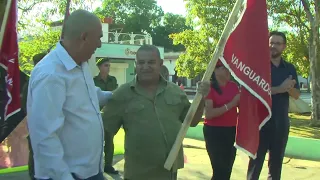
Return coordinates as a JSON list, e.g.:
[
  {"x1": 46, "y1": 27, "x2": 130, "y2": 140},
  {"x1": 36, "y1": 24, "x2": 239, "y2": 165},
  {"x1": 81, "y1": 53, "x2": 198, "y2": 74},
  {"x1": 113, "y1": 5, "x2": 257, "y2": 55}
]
[
  {"x1": 0, "y1": 0, "x2": 20, "y2": 122},
  {"x1": 219, "y1": 0, "x2": 272, "y2": 158}
]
